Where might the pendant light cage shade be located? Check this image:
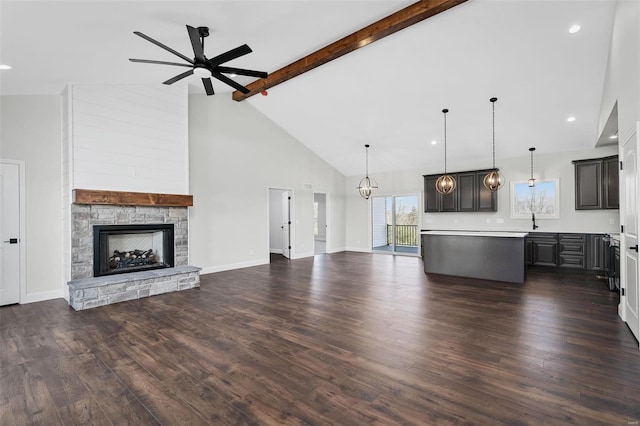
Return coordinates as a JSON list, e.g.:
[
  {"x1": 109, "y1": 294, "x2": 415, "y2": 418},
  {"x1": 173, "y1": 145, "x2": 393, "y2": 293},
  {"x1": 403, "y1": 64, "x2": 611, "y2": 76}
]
[
  {"x1": 436, "y1": 108, "x2": 457, "y2": 195},
  {"x1": 483, "y1": 97, "x2": 504, "y2": 192},
  {"x1": 483, "y1": 170, "x2": 504, "y2": 192},
  {"x1": 528, "y1": 147, "x2": 536, "y2": 187},
  {"x1": 357, "y1": 144, "x2": 378, "y2": 200},
  {"x1": 357, "y1": 176, "x2": 378, "y2": 200},
  {"x1": 436, "y1": 174, "x2": 456, "y2": 194}
]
